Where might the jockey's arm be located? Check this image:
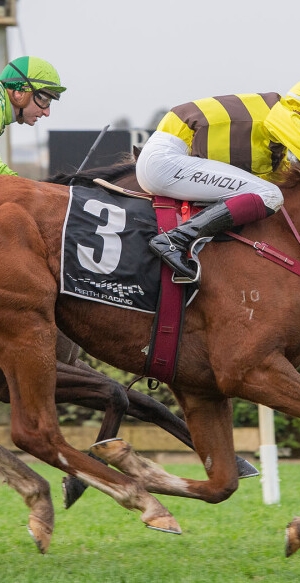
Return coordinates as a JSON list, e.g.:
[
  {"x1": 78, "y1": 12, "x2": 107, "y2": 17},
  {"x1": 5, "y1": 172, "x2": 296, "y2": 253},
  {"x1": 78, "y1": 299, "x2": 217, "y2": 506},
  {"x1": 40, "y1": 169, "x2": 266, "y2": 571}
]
[{"x1": 0, "y1": 158, "x2": 18, "y2": 176}]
